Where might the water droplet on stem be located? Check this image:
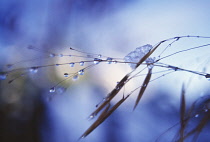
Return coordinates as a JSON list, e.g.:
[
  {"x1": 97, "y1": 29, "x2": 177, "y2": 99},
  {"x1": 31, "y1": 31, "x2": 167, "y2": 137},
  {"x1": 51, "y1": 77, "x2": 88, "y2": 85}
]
[
  {"x1": 69, "y1": 62, "x2": 75, "y2": 67},
  {"x1": 80, "y1": 61, "x2": 84, "y2": 66},
  {"x1": 49, "y1": 53, "x2": 56, "y2": 57},
  {"x1": 98, "y1": 54, "x2": 102, "y2": 58},
  {"x1": 59, "y1": 54, "x2": 63, "y2": 57},
  {"x1": 93, "y1": 58, "x2": 101, "y2": 64},
  {"x1": 64, "y1": 73, "x2": 69, "y2": 77},
  {"x1": 78, "y1": 69, "x2": 84, "y2": 75},
  {"x1": 49, "y1": 87, "x2": 56, "y2": 93},
  {"x1": 106, "y1": 57, "x2": 113, "y2": 64}
]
